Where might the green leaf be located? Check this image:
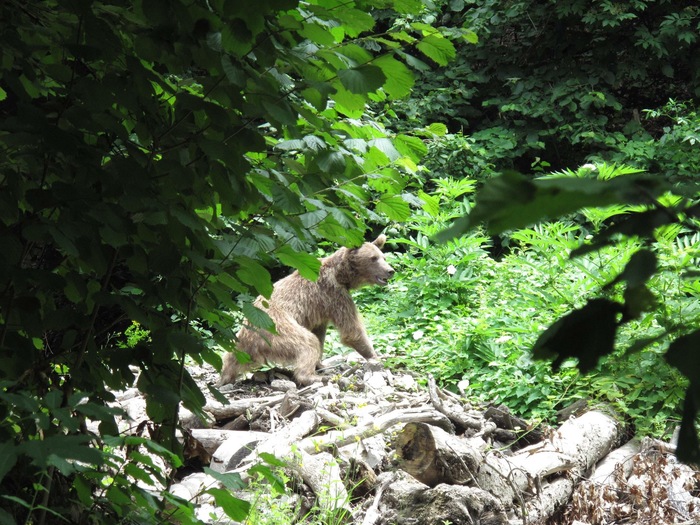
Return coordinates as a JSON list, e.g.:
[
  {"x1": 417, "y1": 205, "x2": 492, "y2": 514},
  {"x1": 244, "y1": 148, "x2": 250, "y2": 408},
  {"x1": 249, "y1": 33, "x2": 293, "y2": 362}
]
[
  {"x1": 394, "y1": 134, "x2": 427, "y2": 162},
  {"x1": 22, "y1": 435, "x2": 104, "y2": 474},
  {"x1": 0, "y1": 507, "x2": 13, "y2": 525},
  {"x1": 374, "y1": 55, "x2": 414, "y2": 98},
  {"x1": 0, "y1": 87, "x2": 7, "y2": 102},
  {"x1": 331, "y1": 84, "x2": 366, "y2": 117},
  {"x1": 258, "y1": 452, "x2": 287, "y2": 467},
  {"x1": 299, "y1": 22, "x2": 336, "y2": 46},
  {"x1": 203, "y1": 467, "x2": 246, "y2": 491},
  {"x1": 416, "y1": 35, "x2": 456, "y2": 66},
  {"x1": 0, "y1": 443, "x2": 18, "y2": 484},
  {"x1": 426, "y1": 122, "x2": 448, "y2": 136},
  {"x1": 376, "y1": 195, "x2": 411, "y2": 221},
  {"x1": 242, "y1": 302, "x2": 276, "y2": 332},
  {"x1": 393, "y1": 0, "x2": 423, "y2": 14},
  {"x1": 337, "y1": 65, "x2": 386, "y2": 95},
  {"x1": 277, "y1": 245, "x2": 321, "y2": 280},
  {"x1": 418, "y1": 190, "x2": 440, "y2": 217},
  {"x1": 207, "y1": 488, "x2": 251, "y2": 521},
  {"x1": 236, "y1": 257, "x2": 273, "y2": 298},
  {"x1": 333, "y1": 8, "x2": 375, "y2": 37},
  {"x1": 248, "y1": 463, "x2": 286, "y2": 495},
  {"x1": 533, "y1": 298, "x2": 622, "y2": 373}
]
